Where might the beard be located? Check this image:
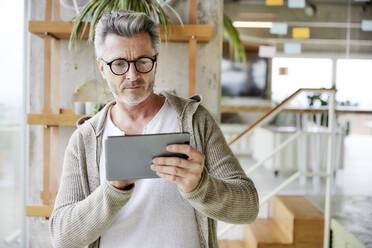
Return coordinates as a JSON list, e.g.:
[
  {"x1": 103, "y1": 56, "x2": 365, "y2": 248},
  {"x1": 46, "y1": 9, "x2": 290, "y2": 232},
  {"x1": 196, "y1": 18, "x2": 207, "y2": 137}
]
[{"x1": 109, "y1": 79, "x2": 154, "y2": 106}]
